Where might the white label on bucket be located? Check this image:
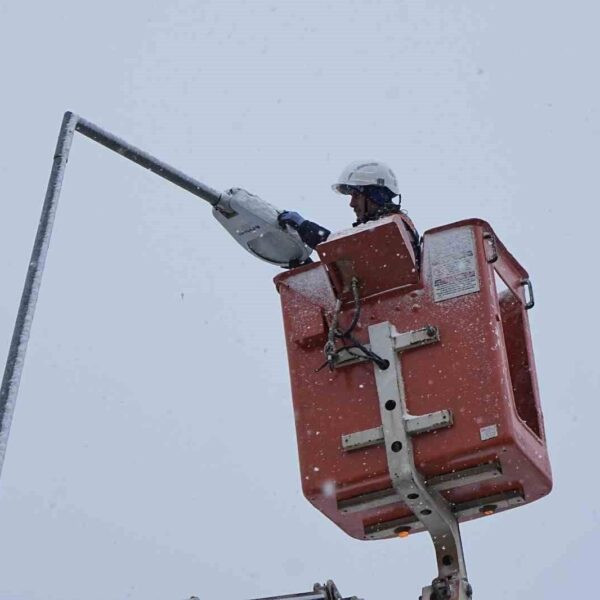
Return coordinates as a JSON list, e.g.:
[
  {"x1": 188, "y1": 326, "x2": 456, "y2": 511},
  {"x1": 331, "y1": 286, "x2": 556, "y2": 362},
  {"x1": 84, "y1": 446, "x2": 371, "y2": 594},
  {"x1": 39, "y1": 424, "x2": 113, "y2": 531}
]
[
  {"x1": 480, "y1": 424, "x2": 498, "y2": 441},
  {"x1": 428, "y1": 227, "x2": 480, "y2": 302}
]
